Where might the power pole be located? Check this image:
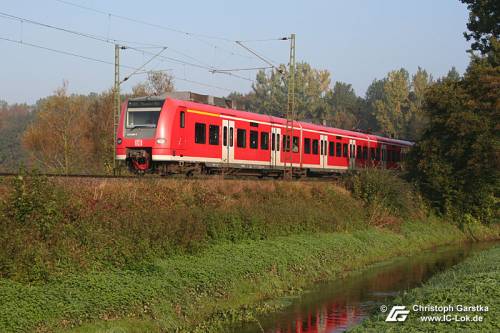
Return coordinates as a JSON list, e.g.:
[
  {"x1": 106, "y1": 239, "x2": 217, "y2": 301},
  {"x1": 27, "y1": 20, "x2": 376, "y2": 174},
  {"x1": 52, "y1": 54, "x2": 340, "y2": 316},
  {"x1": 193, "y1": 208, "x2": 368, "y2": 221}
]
[
  {"x1": 113, "y1": 44, "x2": 121, "y2": 175},
  {"x1": 284, "y1": 33, "x2": 296, "y2": 179}
]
